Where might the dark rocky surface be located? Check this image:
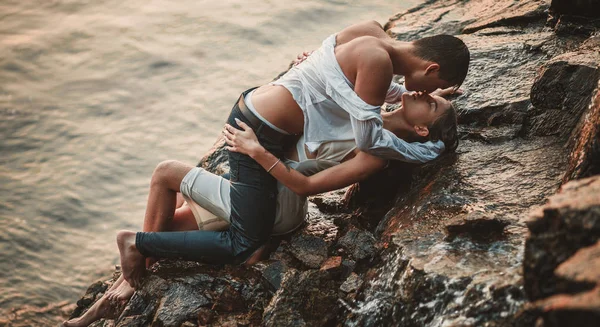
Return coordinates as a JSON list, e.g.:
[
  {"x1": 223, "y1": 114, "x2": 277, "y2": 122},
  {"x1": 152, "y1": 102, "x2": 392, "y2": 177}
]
[{"x1": 65, "y1": 0, "x2": 600, "y2": 326}]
